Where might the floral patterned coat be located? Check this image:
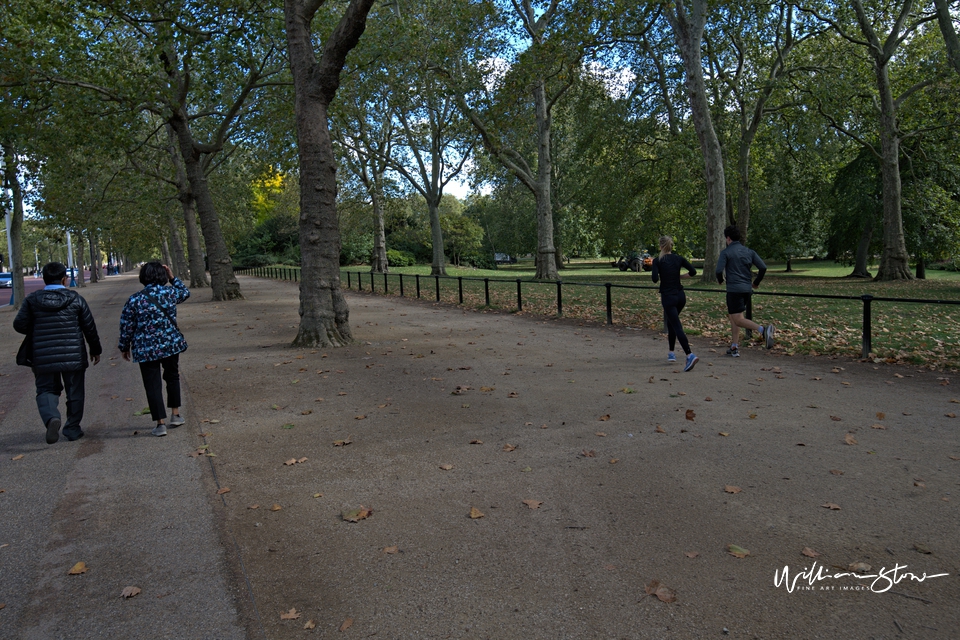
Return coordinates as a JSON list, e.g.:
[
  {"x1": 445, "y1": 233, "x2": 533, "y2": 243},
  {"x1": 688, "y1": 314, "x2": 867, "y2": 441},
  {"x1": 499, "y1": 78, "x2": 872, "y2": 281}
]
[{"x1": 118, "y1": 278, "x2": 190, "y2": 363}]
